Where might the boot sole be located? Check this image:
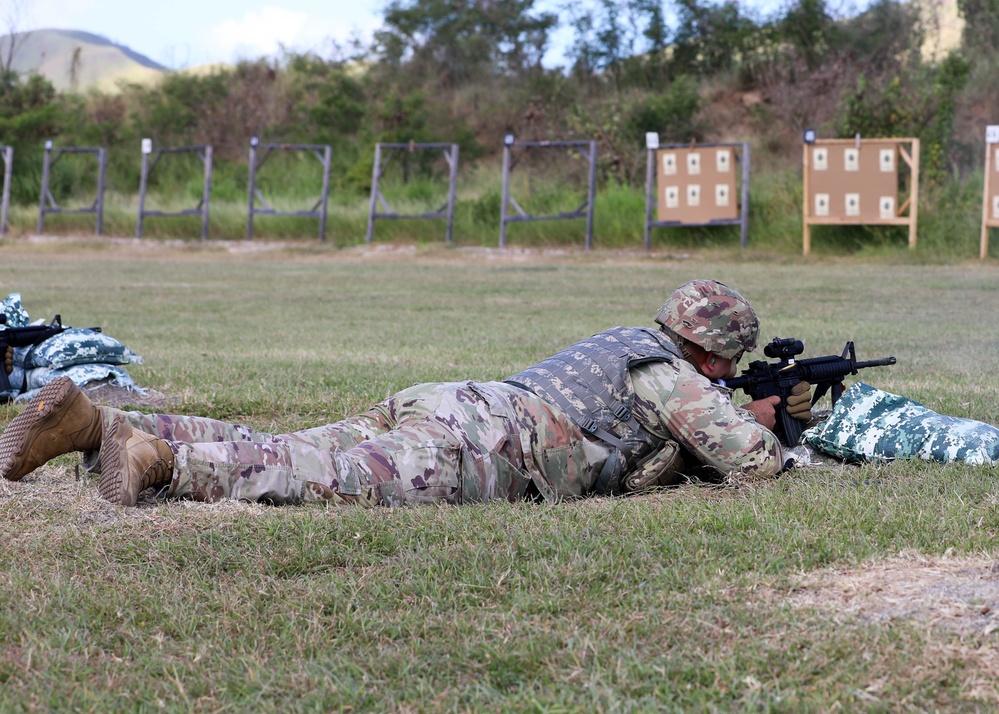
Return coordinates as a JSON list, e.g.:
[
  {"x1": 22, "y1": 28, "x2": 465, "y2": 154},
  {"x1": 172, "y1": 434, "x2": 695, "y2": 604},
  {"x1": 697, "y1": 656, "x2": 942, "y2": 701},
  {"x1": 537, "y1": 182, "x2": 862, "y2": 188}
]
[
  {"x1": 0, "y1": 376, "x2": 77, "y2": 481},
  {"x1": 98, "y1": 415, "x2": 130, "y2": 505}
]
